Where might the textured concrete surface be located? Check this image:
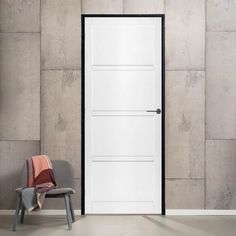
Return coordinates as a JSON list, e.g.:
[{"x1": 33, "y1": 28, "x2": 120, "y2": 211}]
[
  {"x1": 165, "y1": 0, "x2": 205, "y2": 70},
  {"x1": 0, "y1": 141, "x2": 40, "y2": 209},
  {"x1": 124, "y1": 0, "x2": 164, "y2": 13},
  {"x1": 41, "y1": 70, "x2": 81, "y2": 179},
  {"x1": 166, "y1": 179, "x2": 205, "y2": 209},
  {"x1": 82, "y1": 0, "x2": 123, "y2": 13},
  {"x1": 0, "y1": 33, "x2": 40, "y2": 140},
  {"x1": 1, "y1": 0, "x2": 236, "y2": 211},
  {"x1": 206, "y1": 32, "x2": 236, "y2": 139},
  {"x1": 41, "y1": 0, "x2": 81, "y2": 70},
  {"x1": 166, "y1": 71, "x2": 205, "y2": 179},
  {"x1": 207, "y1": 0, "x2": 236, "y2": 31},
  {"x1": 2, "y1": 215, "x2": 236, "y2": 236},
  {"x1": 0, "y1": 0, "x2": 40, "y2": 32},
  {"x1": 206, "y1": 140, "x2": 236, "y2": 209}
]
